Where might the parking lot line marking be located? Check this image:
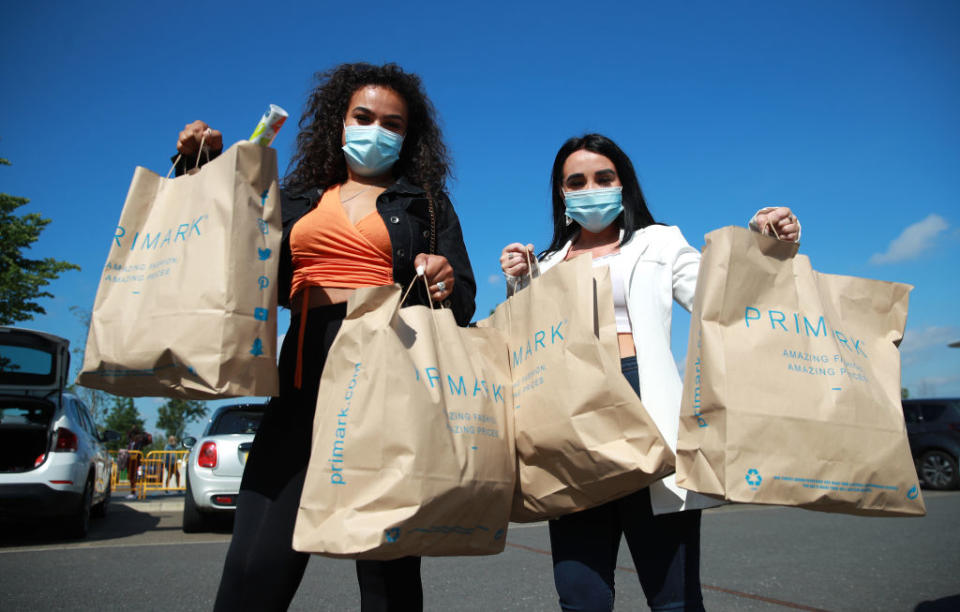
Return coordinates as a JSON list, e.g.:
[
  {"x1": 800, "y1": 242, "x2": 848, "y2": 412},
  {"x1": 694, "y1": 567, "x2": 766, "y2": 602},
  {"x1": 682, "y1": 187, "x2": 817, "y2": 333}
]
[{"x1": 0, "y1": 538, "x2": 230, "y2": 554}]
